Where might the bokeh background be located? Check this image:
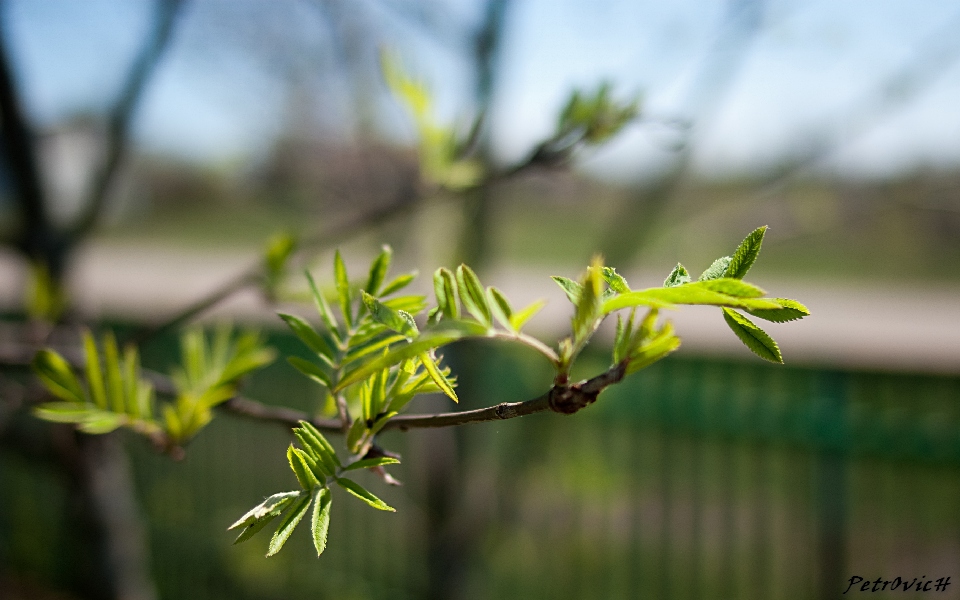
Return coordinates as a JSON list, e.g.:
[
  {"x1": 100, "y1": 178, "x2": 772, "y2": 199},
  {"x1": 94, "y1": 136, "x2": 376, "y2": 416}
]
[{"x1": 1, "y1": 0, "x2": 960, "y2": 599}]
